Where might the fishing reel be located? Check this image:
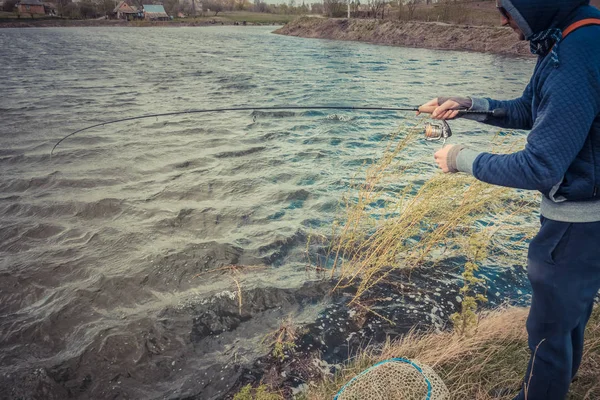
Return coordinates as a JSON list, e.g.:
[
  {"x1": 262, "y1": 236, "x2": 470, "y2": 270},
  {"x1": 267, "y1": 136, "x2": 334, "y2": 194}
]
[{"x1": 424, "y1": 120, "x2": 452, "y2": 145}]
